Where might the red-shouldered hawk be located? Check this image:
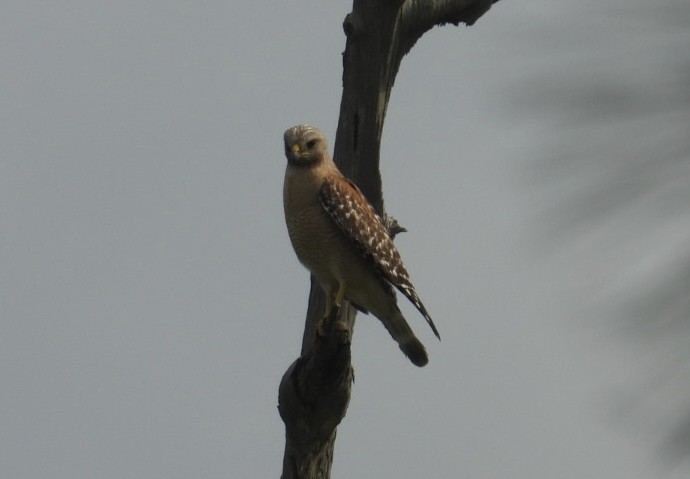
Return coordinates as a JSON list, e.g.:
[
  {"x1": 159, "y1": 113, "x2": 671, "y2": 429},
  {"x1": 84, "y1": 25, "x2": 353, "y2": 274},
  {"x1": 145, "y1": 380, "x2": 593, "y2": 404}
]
[{"x1": 283, "y1": 124, "x2": 440, "y2": 367}]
